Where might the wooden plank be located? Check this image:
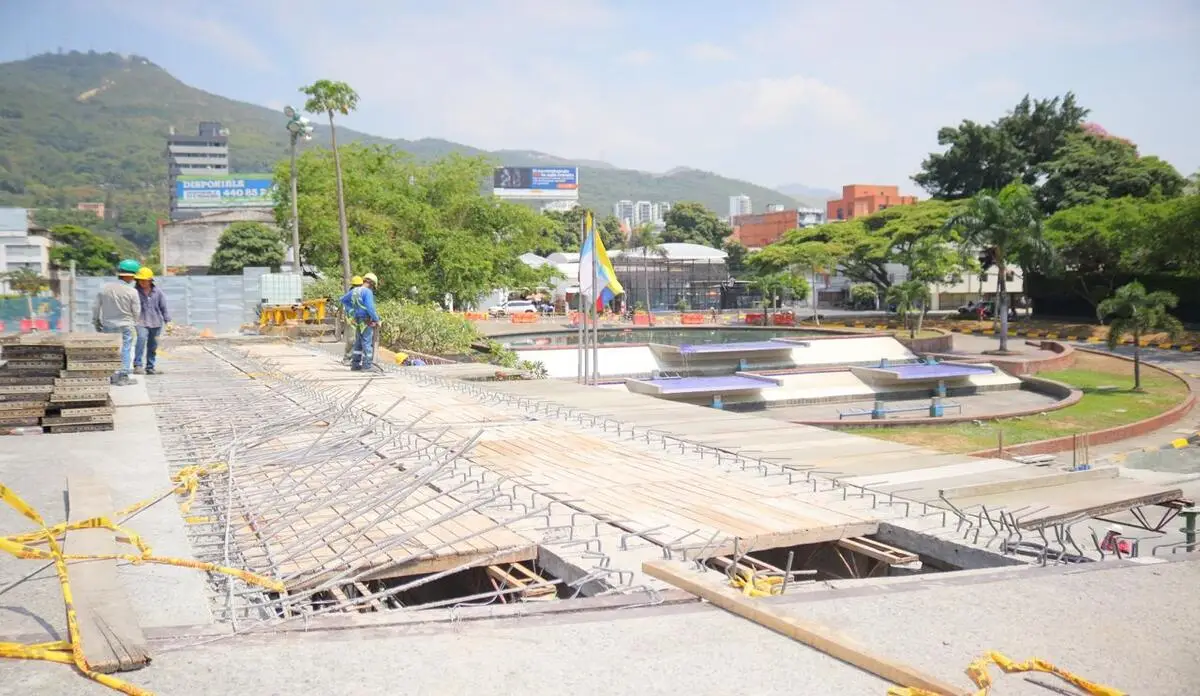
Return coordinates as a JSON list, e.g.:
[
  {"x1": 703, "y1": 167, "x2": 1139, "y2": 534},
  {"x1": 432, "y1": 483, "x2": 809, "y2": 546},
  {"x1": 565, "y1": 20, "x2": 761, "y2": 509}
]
[
  {"x1": 836, "y1": 537, "x2": 918, "y2": 565},
  {"x1": 65, "y1": 475, "x2": 151, "y2": 674},
  {"x1": 938, "y1": 466, "x2": 1119, "y2": 500},
  {"x1": 643, "y1": 560, "x2": 964, "y2": 696}
]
